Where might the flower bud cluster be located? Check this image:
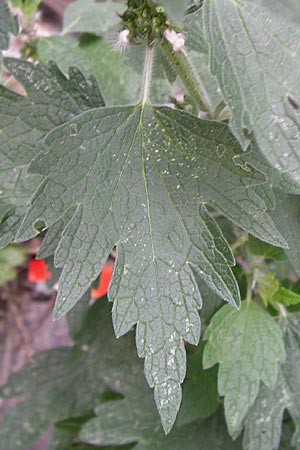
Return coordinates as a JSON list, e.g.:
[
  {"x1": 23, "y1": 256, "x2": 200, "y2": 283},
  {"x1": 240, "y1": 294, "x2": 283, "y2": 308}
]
[{"x1": 119, "y1": 0, "x2": 170, "y2": 44}]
